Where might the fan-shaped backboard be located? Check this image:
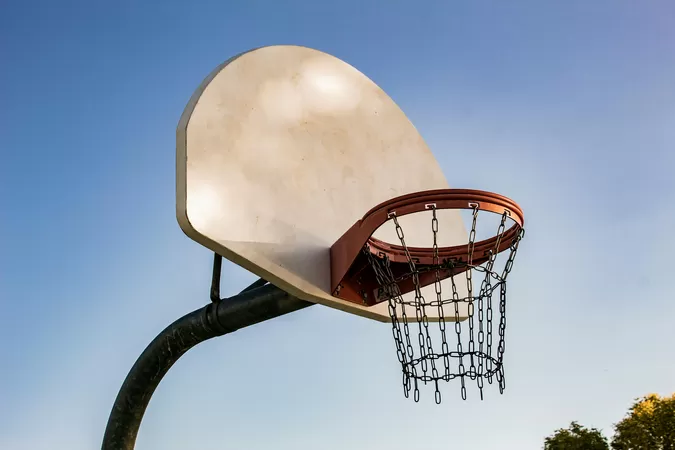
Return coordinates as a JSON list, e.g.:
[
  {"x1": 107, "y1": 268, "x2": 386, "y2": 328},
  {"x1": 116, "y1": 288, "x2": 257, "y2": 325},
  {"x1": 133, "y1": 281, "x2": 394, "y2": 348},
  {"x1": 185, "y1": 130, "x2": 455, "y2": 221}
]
[{"x1": 177, "y1": 45, "x2": 468, "y2": 322}]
